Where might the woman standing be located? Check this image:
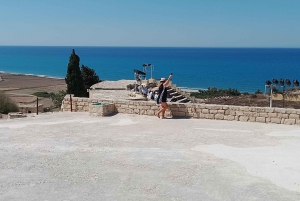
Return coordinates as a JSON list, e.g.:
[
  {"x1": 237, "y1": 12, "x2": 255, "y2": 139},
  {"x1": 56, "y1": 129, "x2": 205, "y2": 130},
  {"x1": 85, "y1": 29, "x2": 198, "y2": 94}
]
[{"x1": 157, "y1": 73, "x2": 173, "y2": 119}]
